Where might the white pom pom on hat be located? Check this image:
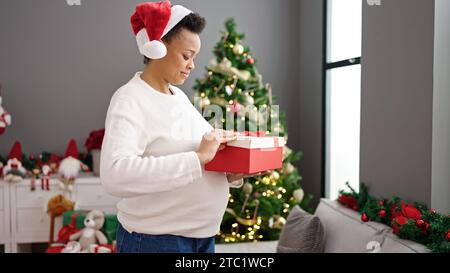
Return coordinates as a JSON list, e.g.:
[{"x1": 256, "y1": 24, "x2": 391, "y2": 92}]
[{"x1": 130, "y1": 1, "x2": 193, "y2": 60}]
